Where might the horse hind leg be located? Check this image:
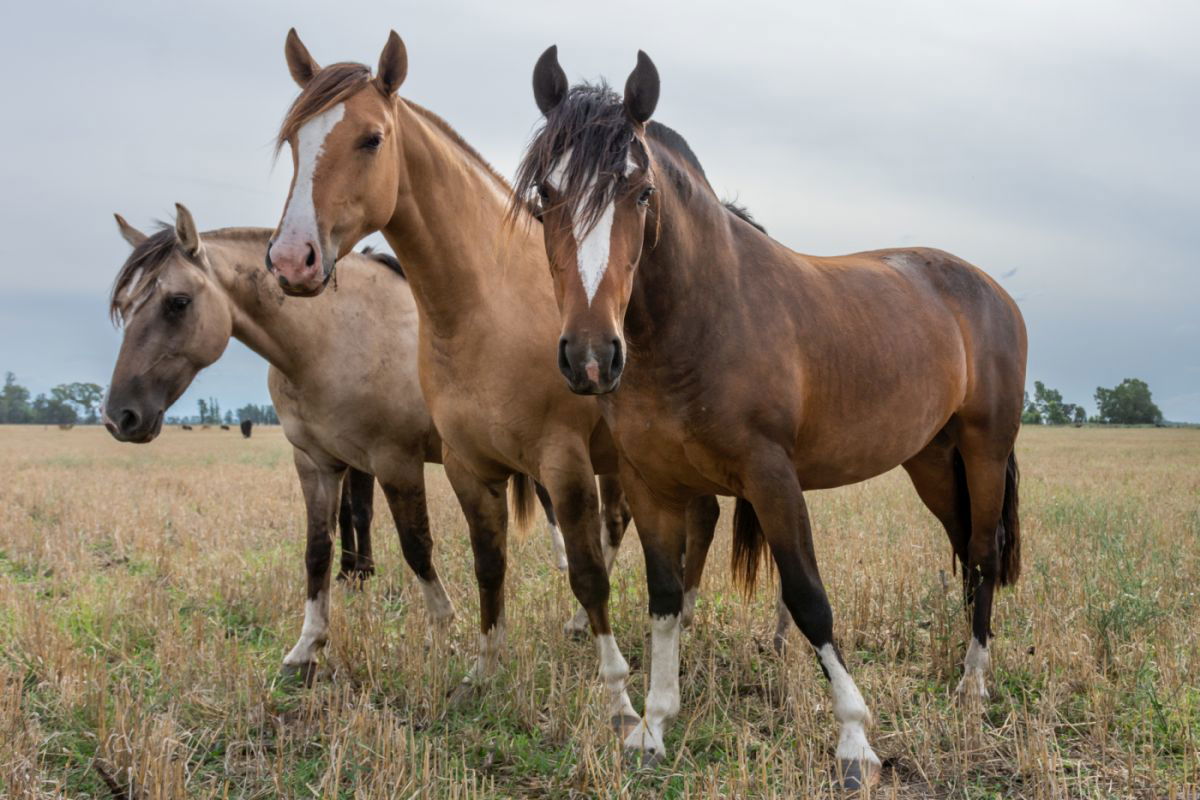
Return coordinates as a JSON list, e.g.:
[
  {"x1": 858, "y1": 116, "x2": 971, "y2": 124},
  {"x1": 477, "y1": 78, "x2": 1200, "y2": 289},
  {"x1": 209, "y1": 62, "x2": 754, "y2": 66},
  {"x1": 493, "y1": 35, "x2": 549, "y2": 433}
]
[
  {"x1": 533, "y1": 480, "x2": 569, "y2": 572},
  {"x1": 564, "y1": 475, "x2": 631, "y2": 636},
  {"x1": 680, "y1": 495, "x2": 719, "y2": 629},
  {"x1": 950, "y1": 423, "x2": 1021, "y2": 702},
  {"x1": 347, "y1": 468, "x2": 376, "y2": 580}
]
